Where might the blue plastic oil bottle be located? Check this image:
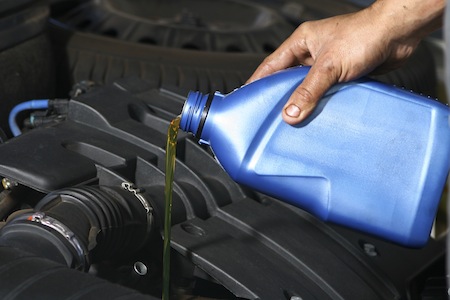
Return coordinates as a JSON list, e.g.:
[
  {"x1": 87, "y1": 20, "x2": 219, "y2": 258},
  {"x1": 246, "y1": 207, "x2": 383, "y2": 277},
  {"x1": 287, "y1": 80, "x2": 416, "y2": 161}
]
[{"x1": 179, "y1": 66, "x2": 450, "y2": 247}]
